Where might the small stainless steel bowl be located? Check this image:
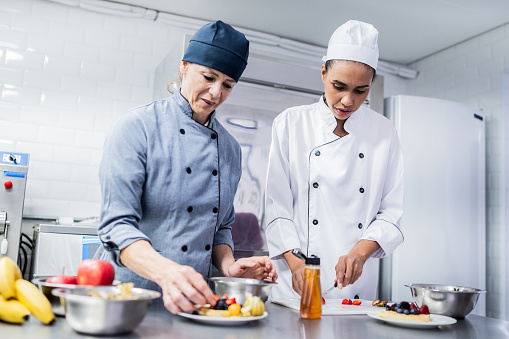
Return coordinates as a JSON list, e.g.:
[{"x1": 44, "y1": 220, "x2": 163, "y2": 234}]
[
  {"x1": 52, "y1": 286, "x2": 160, "y2": 335},
  {"x1": 211, "y1": 277, "x2": 275, "y2": 305},
  {"x1": 406, "y1": 283, "x2": 486, "y2": 319}
]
